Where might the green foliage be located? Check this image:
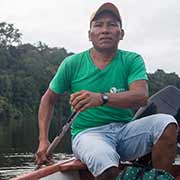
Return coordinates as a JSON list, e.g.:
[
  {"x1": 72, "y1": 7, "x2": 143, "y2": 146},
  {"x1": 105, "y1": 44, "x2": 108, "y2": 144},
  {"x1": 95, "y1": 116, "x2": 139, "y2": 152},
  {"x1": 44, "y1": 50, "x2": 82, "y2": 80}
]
[
  {"x1": 0, "y1": 38, "x2": 71, "y2": 152},
  {"x1": 0, "y1": 22, "x2": 22, "y2": 48},
  {"x1": 0, "y1": 96, "x2": 10, "y2": 123},
  {"x1": 148, "y1": 69, "x2": 180, "y2": 95}
]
